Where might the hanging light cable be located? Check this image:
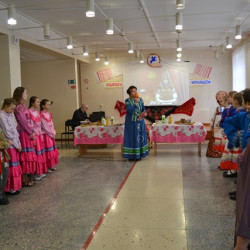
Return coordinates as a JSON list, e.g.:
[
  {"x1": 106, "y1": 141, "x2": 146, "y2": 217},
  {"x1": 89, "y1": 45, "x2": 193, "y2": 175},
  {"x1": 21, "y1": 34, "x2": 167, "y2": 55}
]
[
  {"x1": 106, "y1": 17, "x2": 114, "y2": 35},
  {"x1": 67, "y1": 36, "x2": 73, "y2": 49},
  {"x1": 86, "y1": 0, "x2": 95, "y2": 17},
  {"x1": 8, "y1": 4, "x2": 17, "y2": 25},
  {"x1": 235, "y1": 25, "x2": 242, "y2": 40}
]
